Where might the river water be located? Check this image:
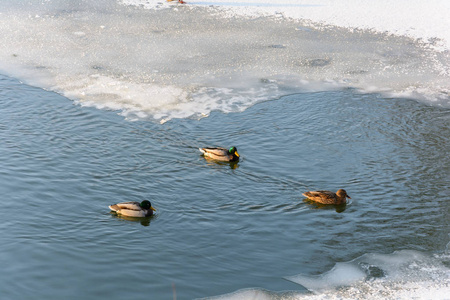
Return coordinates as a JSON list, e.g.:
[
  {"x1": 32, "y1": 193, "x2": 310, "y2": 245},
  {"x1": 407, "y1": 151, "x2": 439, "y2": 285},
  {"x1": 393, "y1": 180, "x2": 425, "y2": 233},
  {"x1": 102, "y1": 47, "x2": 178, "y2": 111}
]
[{"x1": 0, "y1": 1, "x2": 449, "y2": 299}]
